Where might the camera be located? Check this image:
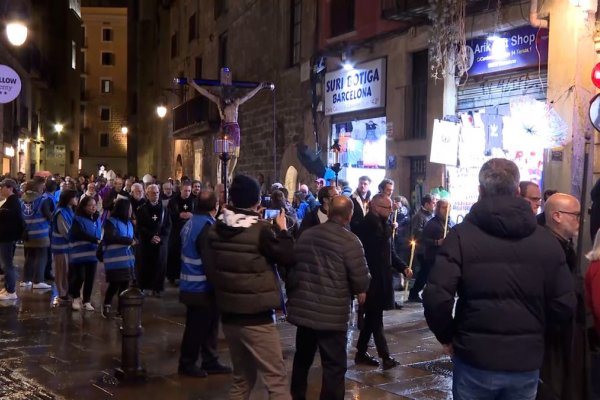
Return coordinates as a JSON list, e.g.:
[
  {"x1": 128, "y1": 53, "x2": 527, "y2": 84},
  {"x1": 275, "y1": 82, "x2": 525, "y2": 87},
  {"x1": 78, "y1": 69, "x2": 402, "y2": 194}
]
[{"x1": 263, "y1": 209, "x2": 281, "y2": 220}]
